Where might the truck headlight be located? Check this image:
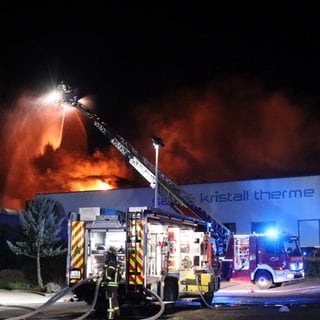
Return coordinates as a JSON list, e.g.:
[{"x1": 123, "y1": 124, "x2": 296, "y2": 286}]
[{"x1": 290, "y1": 262, "x2": 303, "y2": 271}]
